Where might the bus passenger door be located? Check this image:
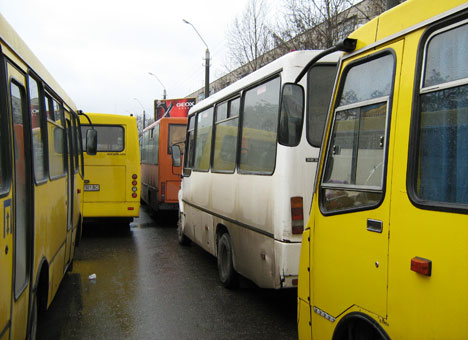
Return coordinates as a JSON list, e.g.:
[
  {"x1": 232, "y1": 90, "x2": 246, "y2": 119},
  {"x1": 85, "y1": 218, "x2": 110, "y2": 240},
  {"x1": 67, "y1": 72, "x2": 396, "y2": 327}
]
[
  {"x1": 312, "y1": 41, "x2": 403, "y2": 326},
  {"x1": 7, "y1": 62, "x2": 33, "y2": 339},
  {"x1": 0, "y1": 52, "x2": 12, "y2": 340},
  {"x1": 64, "y1": 118, "x2": 74, "y2": 267}
]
